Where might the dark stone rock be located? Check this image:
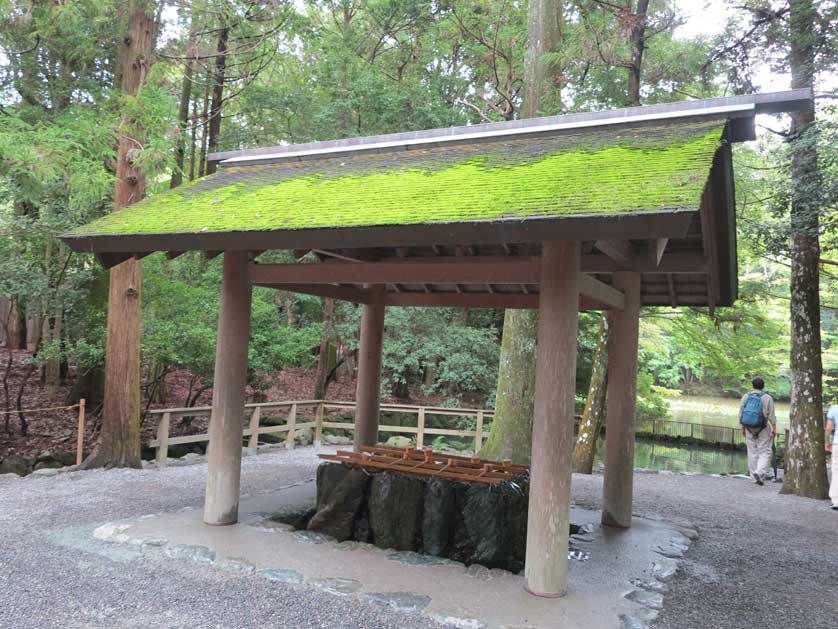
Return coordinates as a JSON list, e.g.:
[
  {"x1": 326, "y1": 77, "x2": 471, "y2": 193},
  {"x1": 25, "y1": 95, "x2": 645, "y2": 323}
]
[
  {"x1": 450, "y1": 480, "x2": 529, "y2": 572},
  {"x1": 352, "y1": 502, "x2": 371, "y2": 543},
  {"x1": 0, "y1": 455, "x2": 31, "y2": 476},
  {"x1": 33, "y1": 452, "x2": 63, "y2": 471},
  {"x1": 368, "y1": 472, "x2": 425, "y2": 551},
  {"x1": 422, "y1": 477, "x2": 456, "y2": 556},
  {"x1": 307, "y1": 463, "x2": 369, "y2": 541}
]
